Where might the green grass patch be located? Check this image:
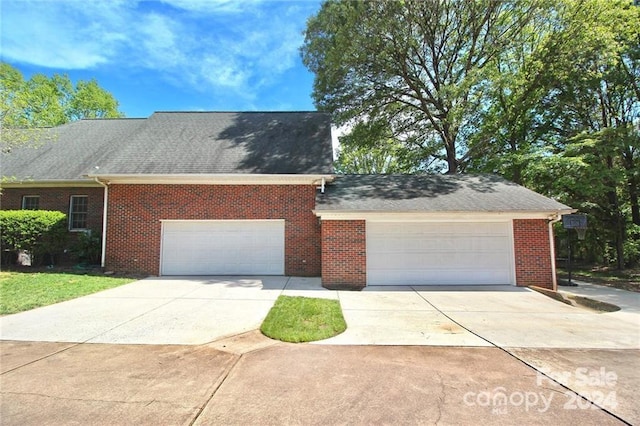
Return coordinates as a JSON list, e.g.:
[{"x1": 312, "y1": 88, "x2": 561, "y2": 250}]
[
  {"x1": 261, "y1": 295, "x2": 347, "y2": 343},
  {"x1": 0, "y1": 271, "x2": 135, "y2": 315}
]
